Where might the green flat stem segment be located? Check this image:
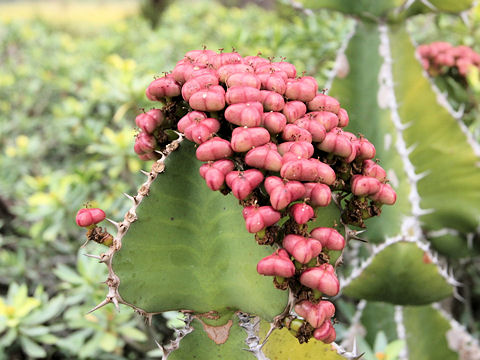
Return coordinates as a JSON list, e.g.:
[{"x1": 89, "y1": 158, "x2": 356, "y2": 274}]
[
  {"x1": 343, "y1": 241, "x2": 453, "y2": 304},
  {"x1": 403, "y1": 305, "x2": 458, "y2": 360},
  {"x1": 168, "y1": 316, "x2": 256, "y2": 360},
  {"x1": 112, "y1": 141, "x2": 287, "y2": 320},
  {"x1": 260, "y1": 321, "x2": 345, "y2": 360},
  {"x1": 360, "y1": 301, "x2": 397, "y2": 347},
  {"x1": 329, "y1": 21, "x2": 410, "y2": 241},
  {"x1": 329, "y1": 20, "x2": 480, "y2": 254},
  {"x1": 389, "y1": 24, "x2": 480, "y2": 235}
]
